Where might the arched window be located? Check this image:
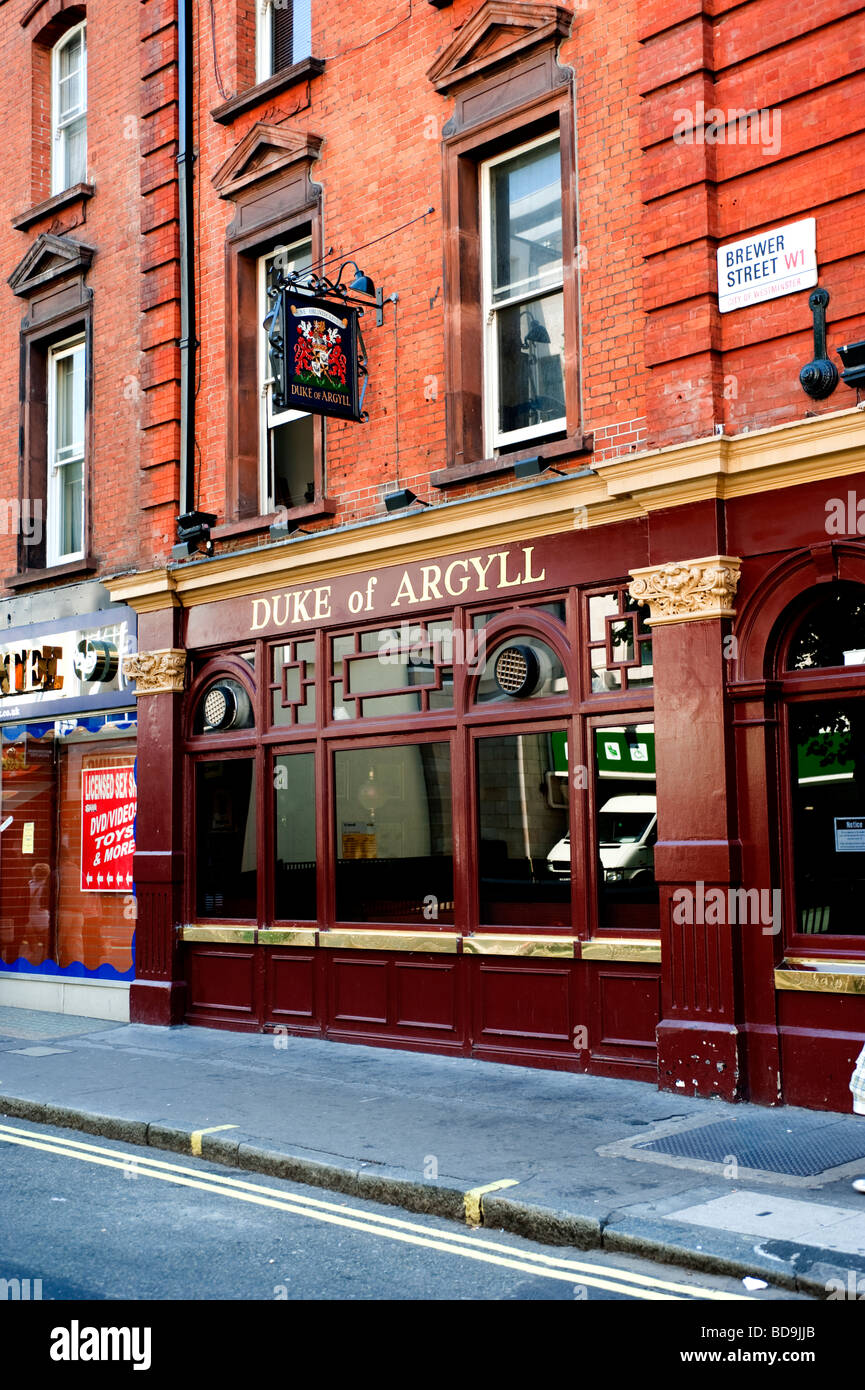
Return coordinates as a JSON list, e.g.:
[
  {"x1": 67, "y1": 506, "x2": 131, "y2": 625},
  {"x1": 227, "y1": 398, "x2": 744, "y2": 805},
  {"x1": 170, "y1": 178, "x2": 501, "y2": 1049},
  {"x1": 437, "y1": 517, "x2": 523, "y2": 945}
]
[
  {"x1": 52, "y1": 21, "x2": 86, "y2": 195},
  {"x1": 780, "y1": 583, "x2": 865, "y2": 939}
]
